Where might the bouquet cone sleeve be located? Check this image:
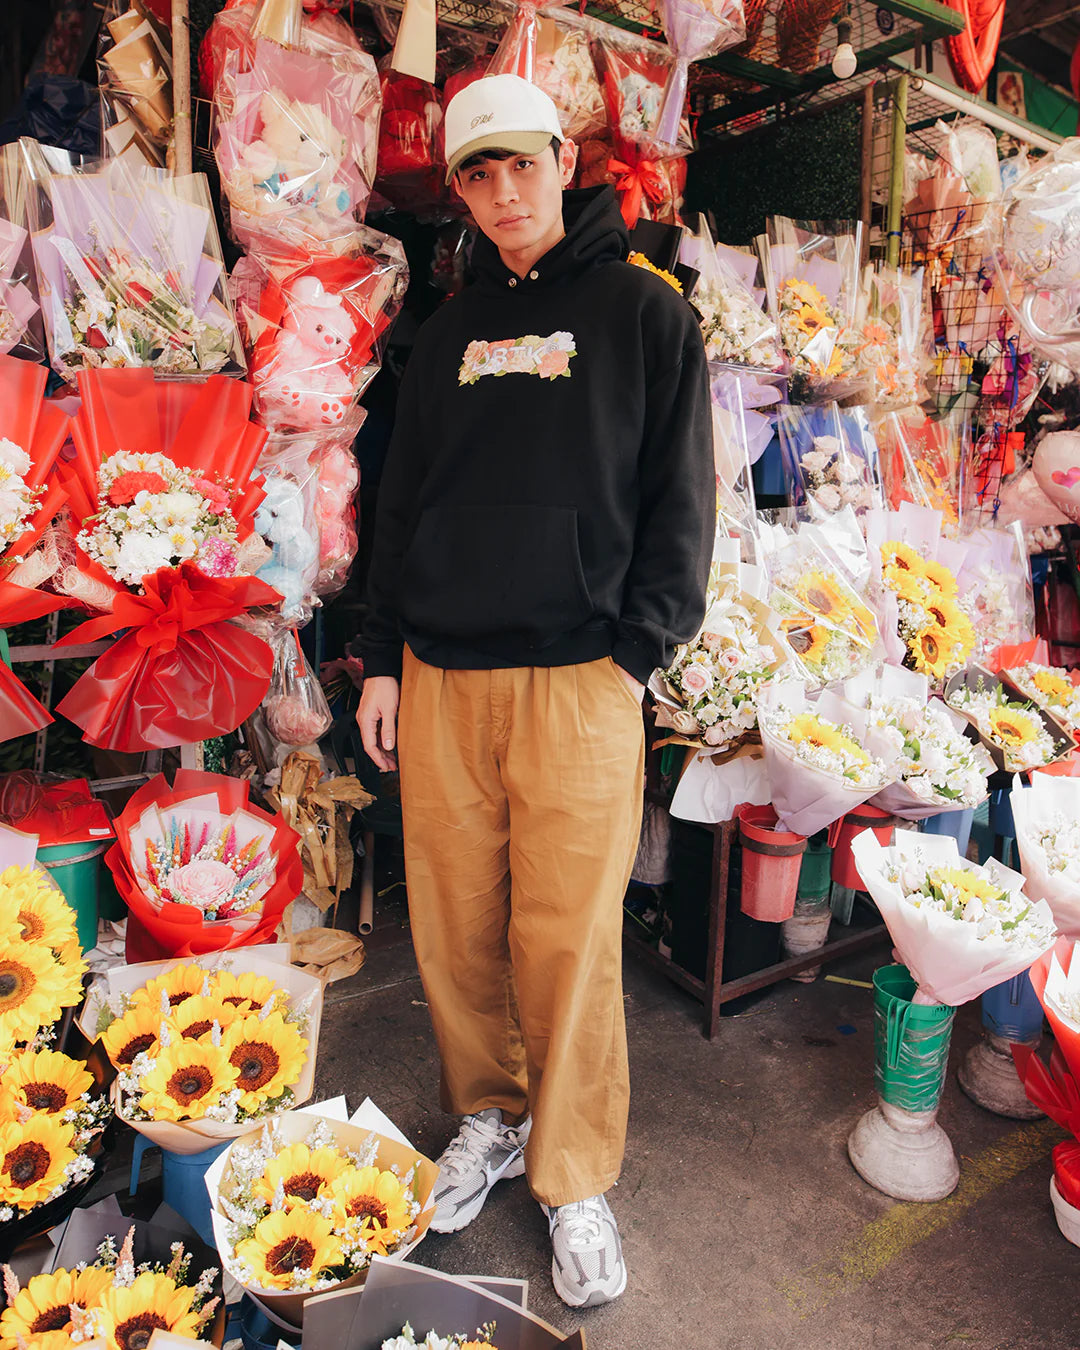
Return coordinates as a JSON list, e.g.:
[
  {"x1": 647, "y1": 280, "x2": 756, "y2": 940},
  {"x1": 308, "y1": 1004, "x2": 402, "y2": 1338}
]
[{"x1": 1010, "y1": 772, "x2": 1080, "y2": 937}]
